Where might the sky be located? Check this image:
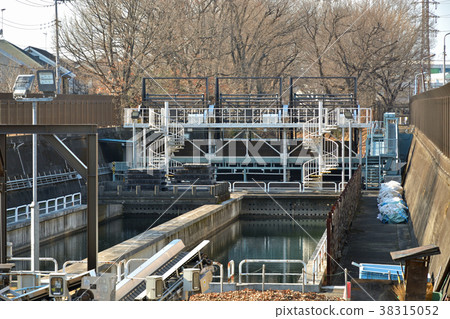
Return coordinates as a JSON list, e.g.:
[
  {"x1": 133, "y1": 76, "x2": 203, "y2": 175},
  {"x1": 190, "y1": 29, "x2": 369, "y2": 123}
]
[{"x1": 1, "y1": 0, "x2": 450, "y2": 61}]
